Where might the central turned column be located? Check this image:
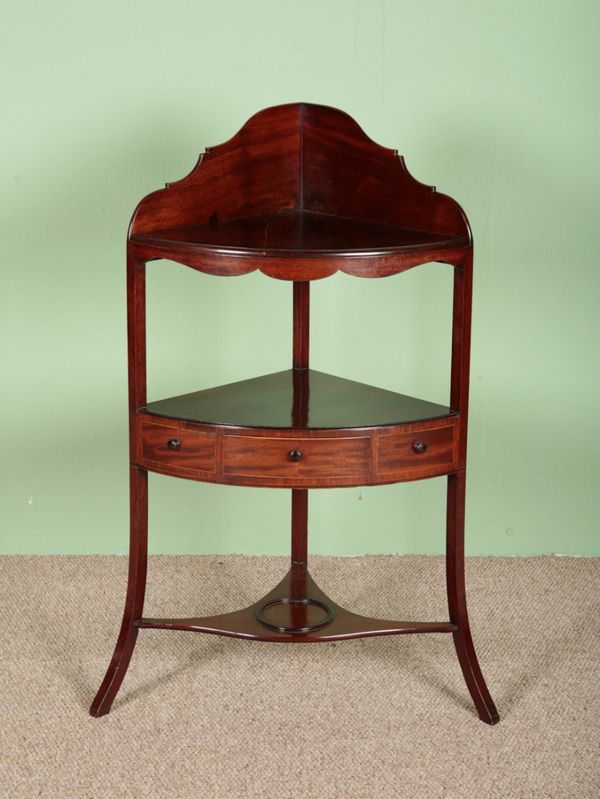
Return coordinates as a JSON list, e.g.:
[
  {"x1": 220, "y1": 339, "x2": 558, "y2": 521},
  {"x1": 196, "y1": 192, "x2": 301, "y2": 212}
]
[{"x1": 254, "y1": 282, "x2": 335, "y2": 634}]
